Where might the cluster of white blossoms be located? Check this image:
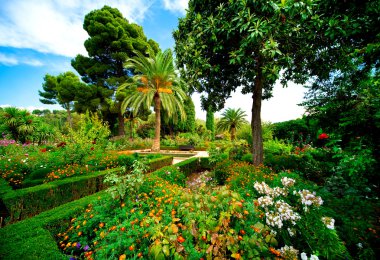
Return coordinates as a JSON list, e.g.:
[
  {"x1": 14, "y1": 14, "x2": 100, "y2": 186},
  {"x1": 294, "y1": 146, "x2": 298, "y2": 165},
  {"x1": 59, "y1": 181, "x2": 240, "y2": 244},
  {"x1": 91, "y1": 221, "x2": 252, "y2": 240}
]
[
  {"x1": 257, "y1": 195, "x2": 274, "y2": 207},
  {"x1": 280, "y1": 245, "x2": 299, "y2": 259},
  {"x1": 301, "y1": 252, "x2": 319, "y2": 260},
  {"x1": 255, "y1": 178, "x2": 301, "y2": 229},
  {"x1": 281, "y1": 176, "x2": 296, "y2": 187},
  {"x1": 296, "y1": 189, "x2": 323, "y2": 210},
  {"x1": 254, "y1": 181, "x2": 287, "y2": 197},
  {"x1": 321, "y1": 217, "x2": 335, "y2": 229}
]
